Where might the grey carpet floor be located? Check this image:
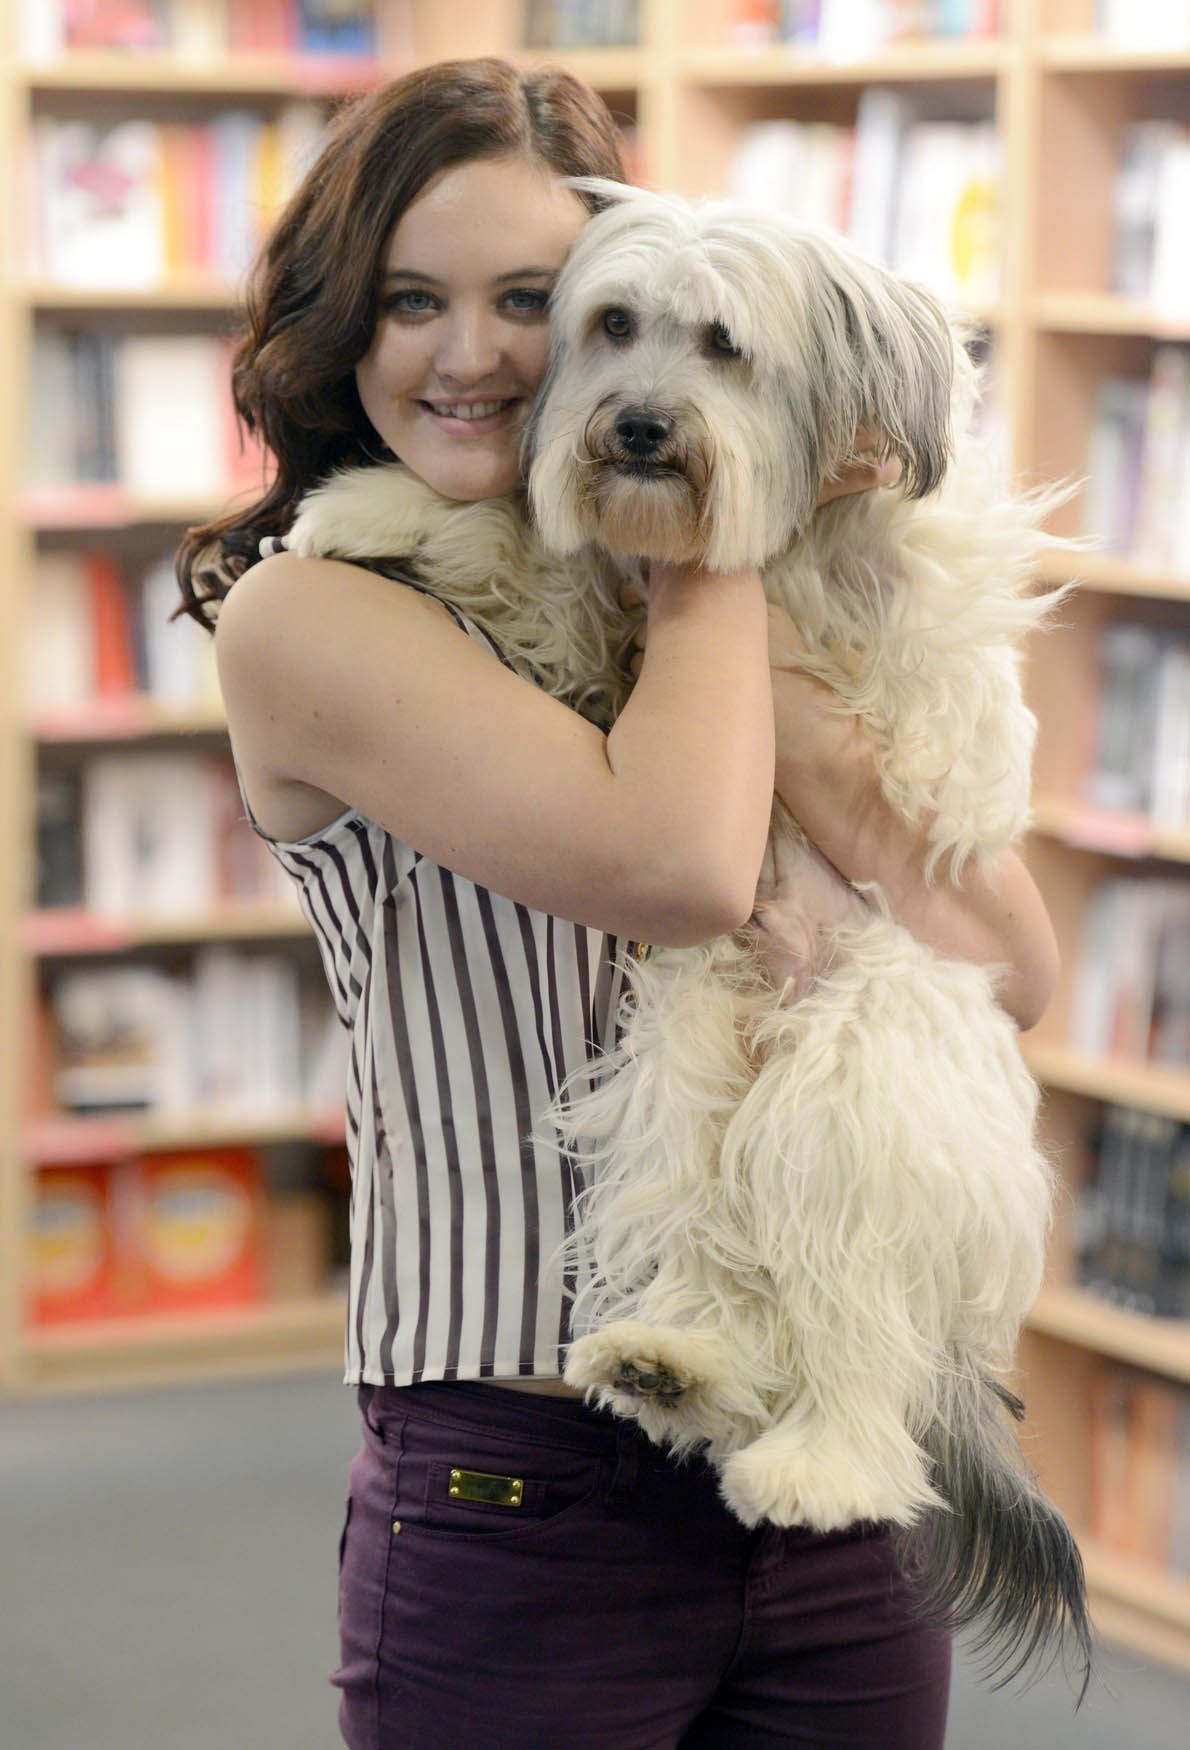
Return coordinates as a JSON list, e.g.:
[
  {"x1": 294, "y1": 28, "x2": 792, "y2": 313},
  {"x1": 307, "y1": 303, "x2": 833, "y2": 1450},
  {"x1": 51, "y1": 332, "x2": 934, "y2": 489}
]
[{"x1": 1, "y1": 1371, "x2": 1185, "y2": 1749}]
